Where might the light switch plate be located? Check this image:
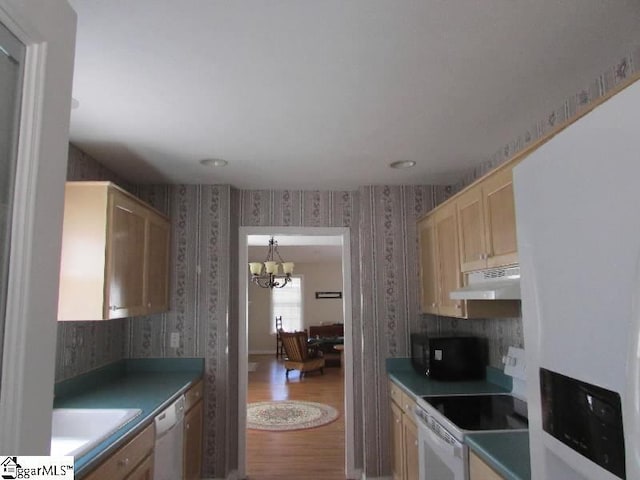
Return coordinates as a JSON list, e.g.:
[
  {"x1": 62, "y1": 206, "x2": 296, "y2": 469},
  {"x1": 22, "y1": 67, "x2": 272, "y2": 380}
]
[{"x1": 170, "y1": 332, "x2": 180, "y2": 348}]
